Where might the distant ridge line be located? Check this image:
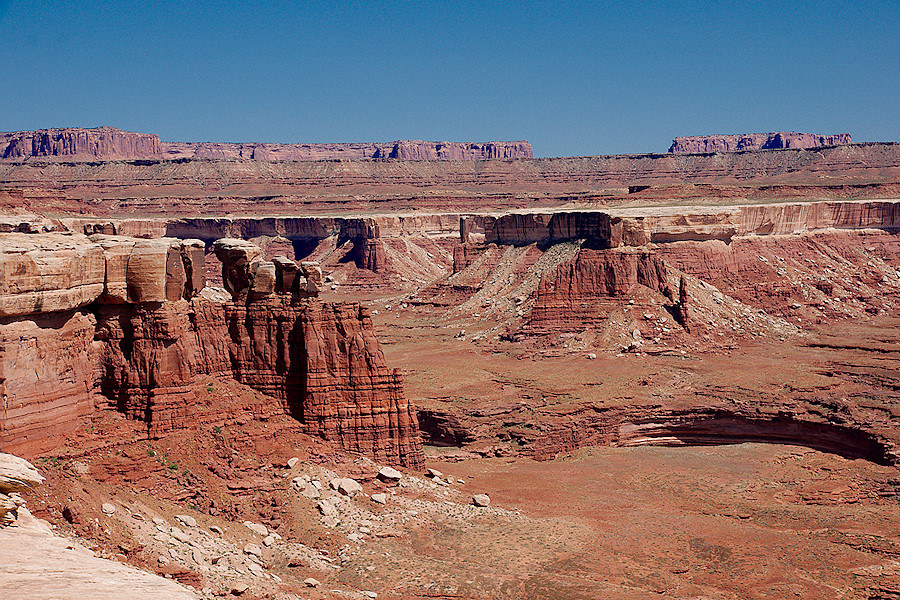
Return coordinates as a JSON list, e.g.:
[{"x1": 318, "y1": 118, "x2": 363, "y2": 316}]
[{"x1": 0, "y1": 126, "x2": 534, "y2": 161}]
